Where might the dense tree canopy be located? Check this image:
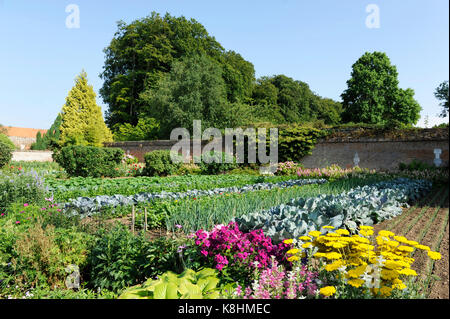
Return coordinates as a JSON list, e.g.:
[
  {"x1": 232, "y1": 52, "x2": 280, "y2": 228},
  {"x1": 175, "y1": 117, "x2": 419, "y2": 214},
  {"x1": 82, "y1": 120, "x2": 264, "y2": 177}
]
[
  {"x1": 341, "y1": 51, "x2": 421, "y2": 126},
  {"x1": 100, "y1": 12, "x2": 255, "y2": 130},
  {"x1": 250, "y1": 75, "x2": 342, "y2": 125},
  {"x1": 140, "y1": 54, "x2": 236, "y2": 138}
]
